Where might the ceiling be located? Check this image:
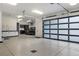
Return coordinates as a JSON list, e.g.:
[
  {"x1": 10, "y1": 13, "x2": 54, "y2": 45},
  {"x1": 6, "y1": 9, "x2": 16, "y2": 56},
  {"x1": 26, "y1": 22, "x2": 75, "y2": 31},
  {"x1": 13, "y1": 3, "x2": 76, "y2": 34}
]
[{"x1": 0, "y1": 3, "x2": 79, "y2": 17}]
